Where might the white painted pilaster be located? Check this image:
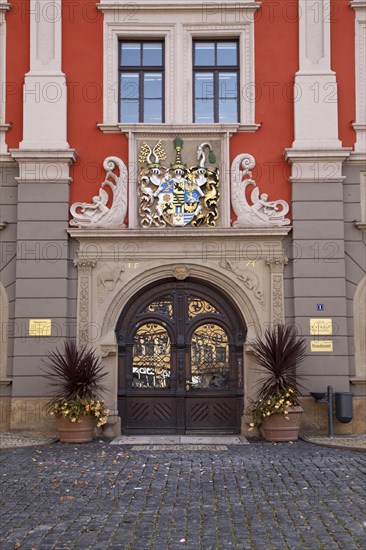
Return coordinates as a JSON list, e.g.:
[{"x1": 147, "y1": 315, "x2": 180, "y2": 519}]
[
  {"x1": 350, "y1": 0, "x2": 366, "y2": 159},
  {"x1": 20, "y1": 0, "x2": 69, "y2": 150},
  {"x1": 292, "y1": 0, "x2": 342, "y2": 149}
]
